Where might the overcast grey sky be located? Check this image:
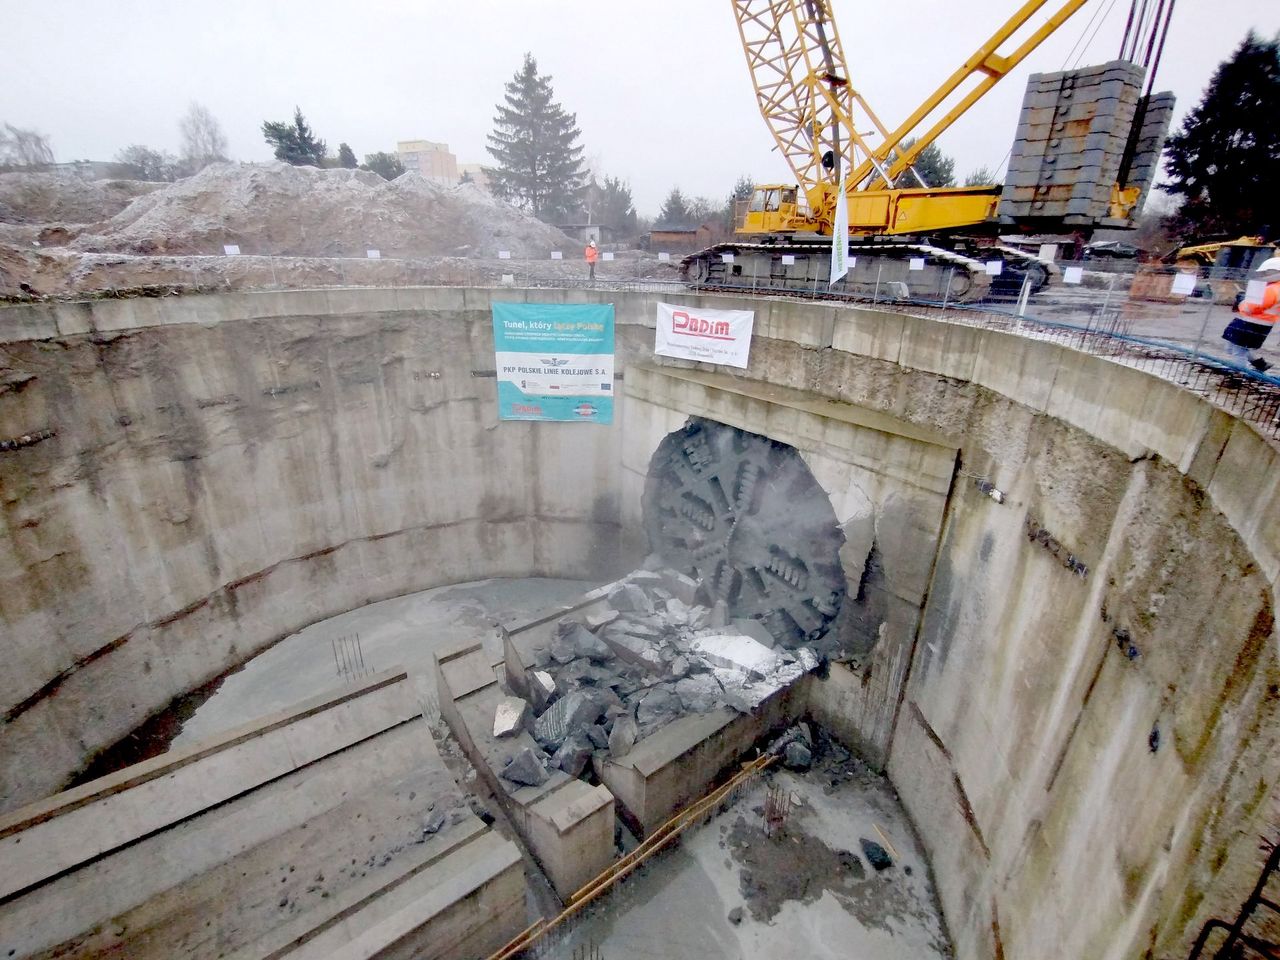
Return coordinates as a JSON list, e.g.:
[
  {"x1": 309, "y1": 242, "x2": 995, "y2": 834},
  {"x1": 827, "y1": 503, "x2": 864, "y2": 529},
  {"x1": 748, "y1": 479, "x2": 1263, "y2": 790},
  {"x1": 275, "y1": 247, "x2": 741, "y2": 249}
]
[{"x1": 2, "y1": 1, "x2": 1278, "y2": 215}]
